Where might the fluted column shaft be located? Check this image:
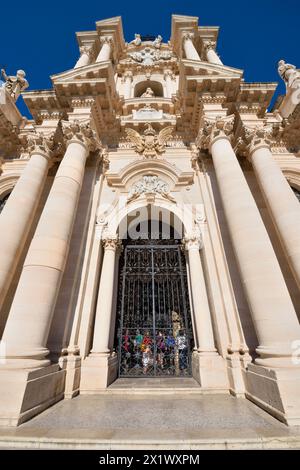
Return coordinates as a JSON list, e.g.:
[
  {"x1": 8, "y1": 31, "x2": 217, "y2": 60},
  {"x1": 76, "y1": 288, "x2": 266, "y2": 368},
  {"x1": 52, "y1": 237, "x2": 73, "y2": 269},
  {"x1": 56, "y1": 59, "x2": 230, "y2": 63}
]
[
  {"x1": 96, "y1": 37, "x2": 112, "y2": 62},
  {"x1": 182, "y1": 33, "x2": 200, "y2": 61},
  {"x1": 91, "y1": 236, "x2": 120, "y2": 354},
  {"x1": 249, "y1": 141, "x2": 300, "y2": 288},
  {"x1": 2, "y1": 131, "x2": 91, "y2": 368},
  {"x1": 185, "y1": 234, "x2": 217, "y2": 354},
  {"x1": 0, "y1": 140, "x2": 52, "y2": 312},
  {"x1": 208, "y1": 128, "x2": 300, "y2": 367}
]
